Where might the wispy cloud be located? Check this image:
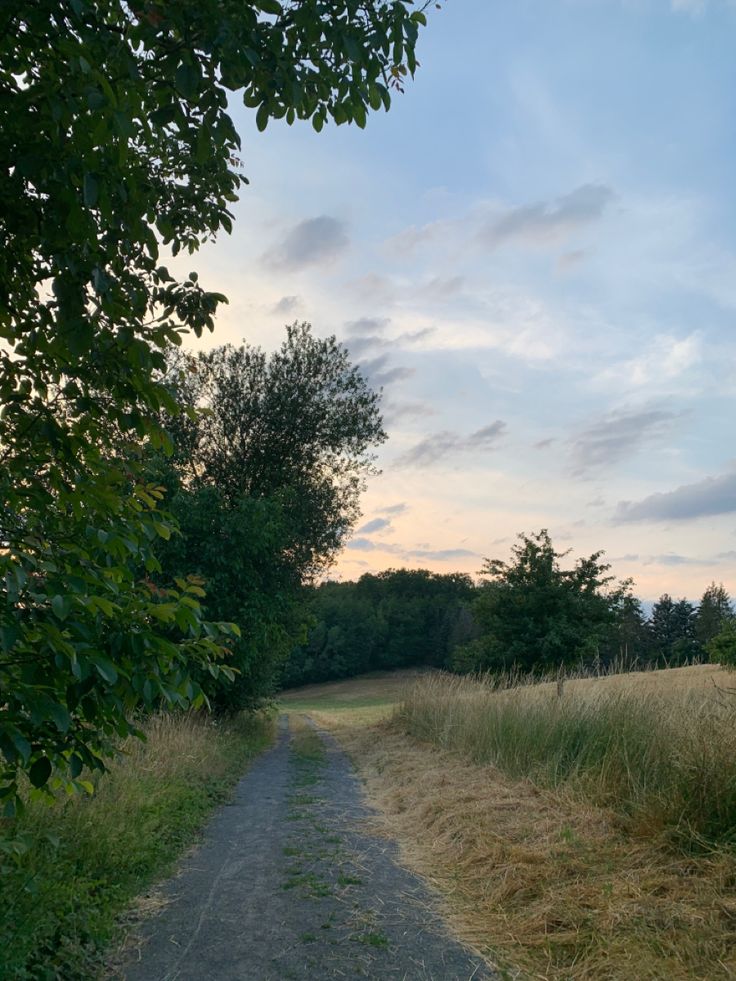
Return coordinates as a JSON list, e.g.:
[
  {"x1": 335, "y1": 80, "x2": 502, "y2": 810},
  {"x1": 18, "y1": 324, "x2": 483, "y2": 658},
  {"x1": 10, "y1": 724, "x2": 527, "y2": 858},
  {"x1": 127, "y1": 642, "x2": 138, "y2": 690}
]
[
  {"x1": 356, "y1": 517, "x2": 391, "y2": 535},
  {"x1": 399, "y1": 420, "x2": 507, "y2": 467},
  {"x1": 360, "y1": 354, "x2": 414, "y2": 387},
  {"x1": 261, "y1": 216, "x2": 348, "y2": 271},
  {"x1": 377, "y1": 502, "x2": 409, "y2": 516},
  {"x1": 616, "y1": 468, "x2": 736, "y2": 522},
  {"x1": 594, "y1": 333, "x2": 702, "y2": 393},
  {"x1": 345, "y1": 537, "x2": 478, "y2": 562},
  {"x1": 344, "y1": 316, "x2": 391, "y2": 337},
  {"x1": 480, "y1": 184, "x2": 616, "y2": 251},
  {"x1": 571, "y1": 406, "x2": 681, "y2": 472},
  {"x1": 271, "y1": 294, "x2": 301, "y2": 315}
]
